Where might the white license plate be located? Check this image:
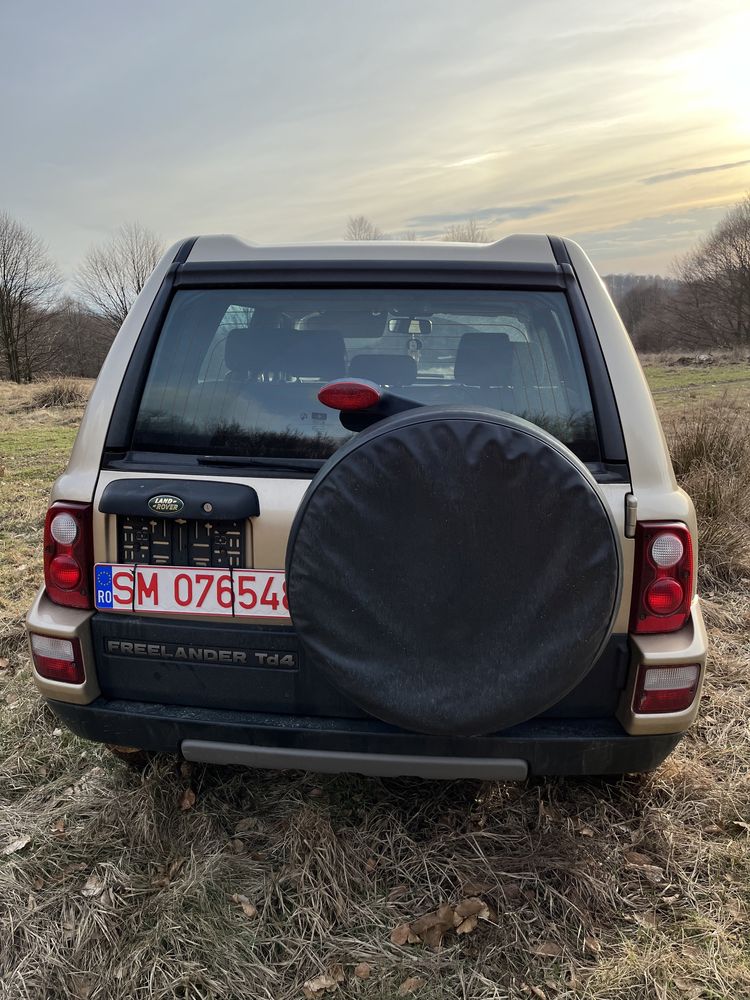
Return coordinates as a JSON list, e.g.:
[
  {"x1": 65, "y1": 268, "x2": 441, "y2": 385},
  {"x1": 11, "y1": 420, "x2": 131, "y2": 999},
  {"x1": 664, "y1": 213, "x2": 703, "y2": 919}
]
[{"x1": 94, "y1": 564, "x2": 289, "y2": 619}]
